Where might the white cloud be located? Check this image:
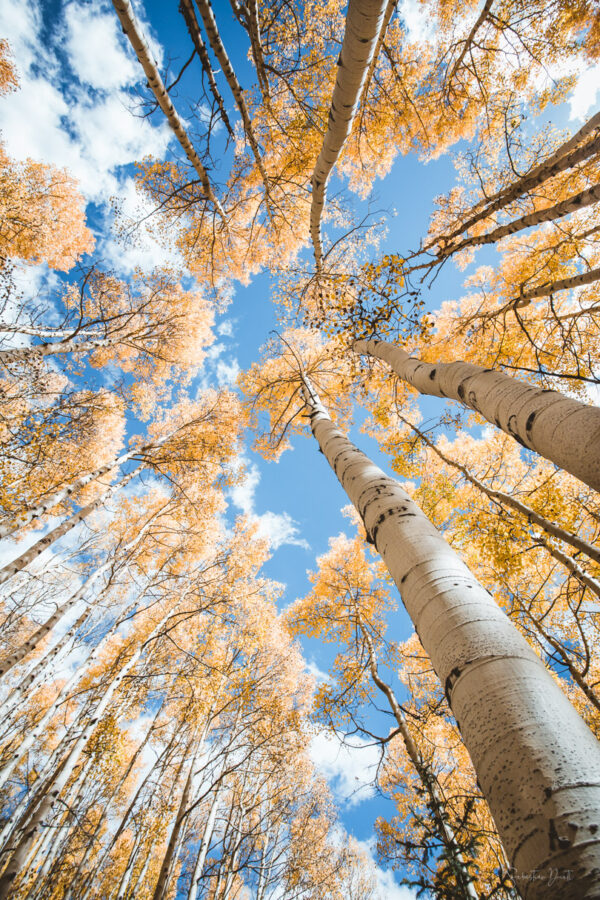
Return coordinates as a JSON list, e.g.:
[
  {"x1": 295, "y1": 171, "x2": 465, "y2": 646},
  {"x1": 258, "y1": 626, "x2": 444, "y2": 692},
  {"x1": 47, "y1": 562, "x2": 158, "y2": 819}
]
[
  {"x1": 309, "y1": 729, "x2": 380, "y2": 806},
  {"x1": 63, "y1": 2, "x2": 138, "y2": 90},
  {"x1": 229, "y1": 460, "x2": 309, "y2": 551},
  {"x1": 0, "y1": 0, "x2": 173, "y2": 208},
  {"x1": 353, "y1": 836, "x2": 418, "y2": 900},
  {"x1": 569, "y1": 62, "x2": 600, "y2": 120},
  {"x1": 305, "y1": 658, "x2": 332, "y2": 685}
]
